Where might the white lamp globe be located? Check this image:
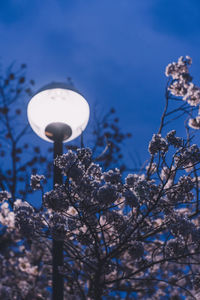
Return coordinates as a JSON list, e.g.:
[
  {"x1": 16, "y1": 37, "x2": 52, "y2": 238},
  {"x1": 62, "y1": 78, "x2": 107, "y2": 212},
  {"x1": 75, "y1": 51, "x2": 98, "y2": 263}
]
[{"x1": 27, "y1": 82, "x2": 90, "y2": 143}]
